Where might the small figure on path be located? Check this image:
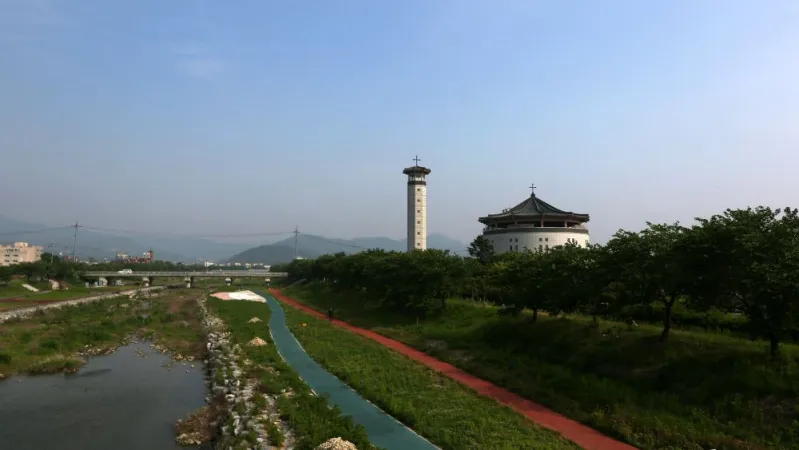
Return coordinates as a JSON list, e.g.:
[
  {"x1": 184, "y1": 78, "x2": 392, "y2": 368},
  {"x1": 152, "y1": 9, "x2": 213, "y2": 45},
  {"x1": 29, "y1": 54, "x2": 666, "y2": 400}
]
[{"x1": 327, "y1": 307, "x2": 334, "y2": 322}]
